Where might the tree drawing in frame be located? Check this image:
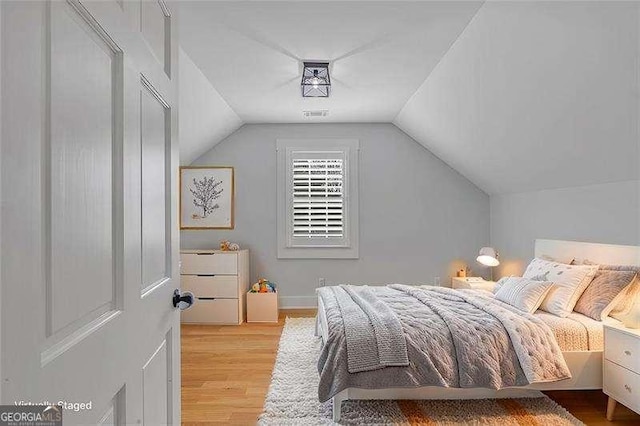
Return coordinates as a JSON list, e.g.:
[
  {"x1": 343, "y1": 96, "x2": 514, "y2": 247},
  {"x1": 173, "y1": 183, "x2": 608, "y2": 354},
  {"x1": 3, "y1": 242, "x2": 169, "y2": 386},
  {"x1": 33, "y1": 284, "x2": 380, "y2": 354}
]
[
  {"x1": 180, "y1": 166, "x2": 234, "y2": 229},
  {"x1": 189, "y1": 176, "x2": 223, "y2": 219}
]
